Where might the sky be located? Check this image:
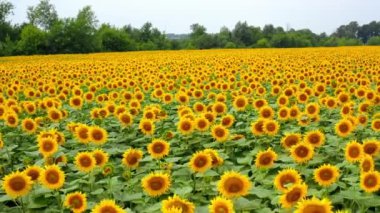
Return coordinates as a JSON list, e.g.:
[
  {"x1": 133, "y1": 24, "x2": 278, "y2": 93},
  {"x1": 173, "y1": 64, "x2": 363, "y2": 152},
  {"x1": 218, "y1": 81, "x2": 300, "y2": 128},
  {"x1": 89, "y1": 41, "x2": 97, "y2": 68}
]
[{"x1": 7, "y1": 0, "x2": 380, "y2": 34}]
